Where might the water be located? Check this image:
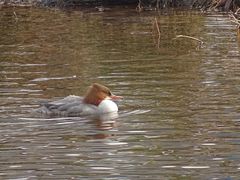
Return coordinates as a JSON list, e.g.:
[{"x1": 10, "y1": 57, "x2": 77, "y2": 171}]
[{"x1": 1, "y1": 7, "x2": 240, "y2": 179}]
